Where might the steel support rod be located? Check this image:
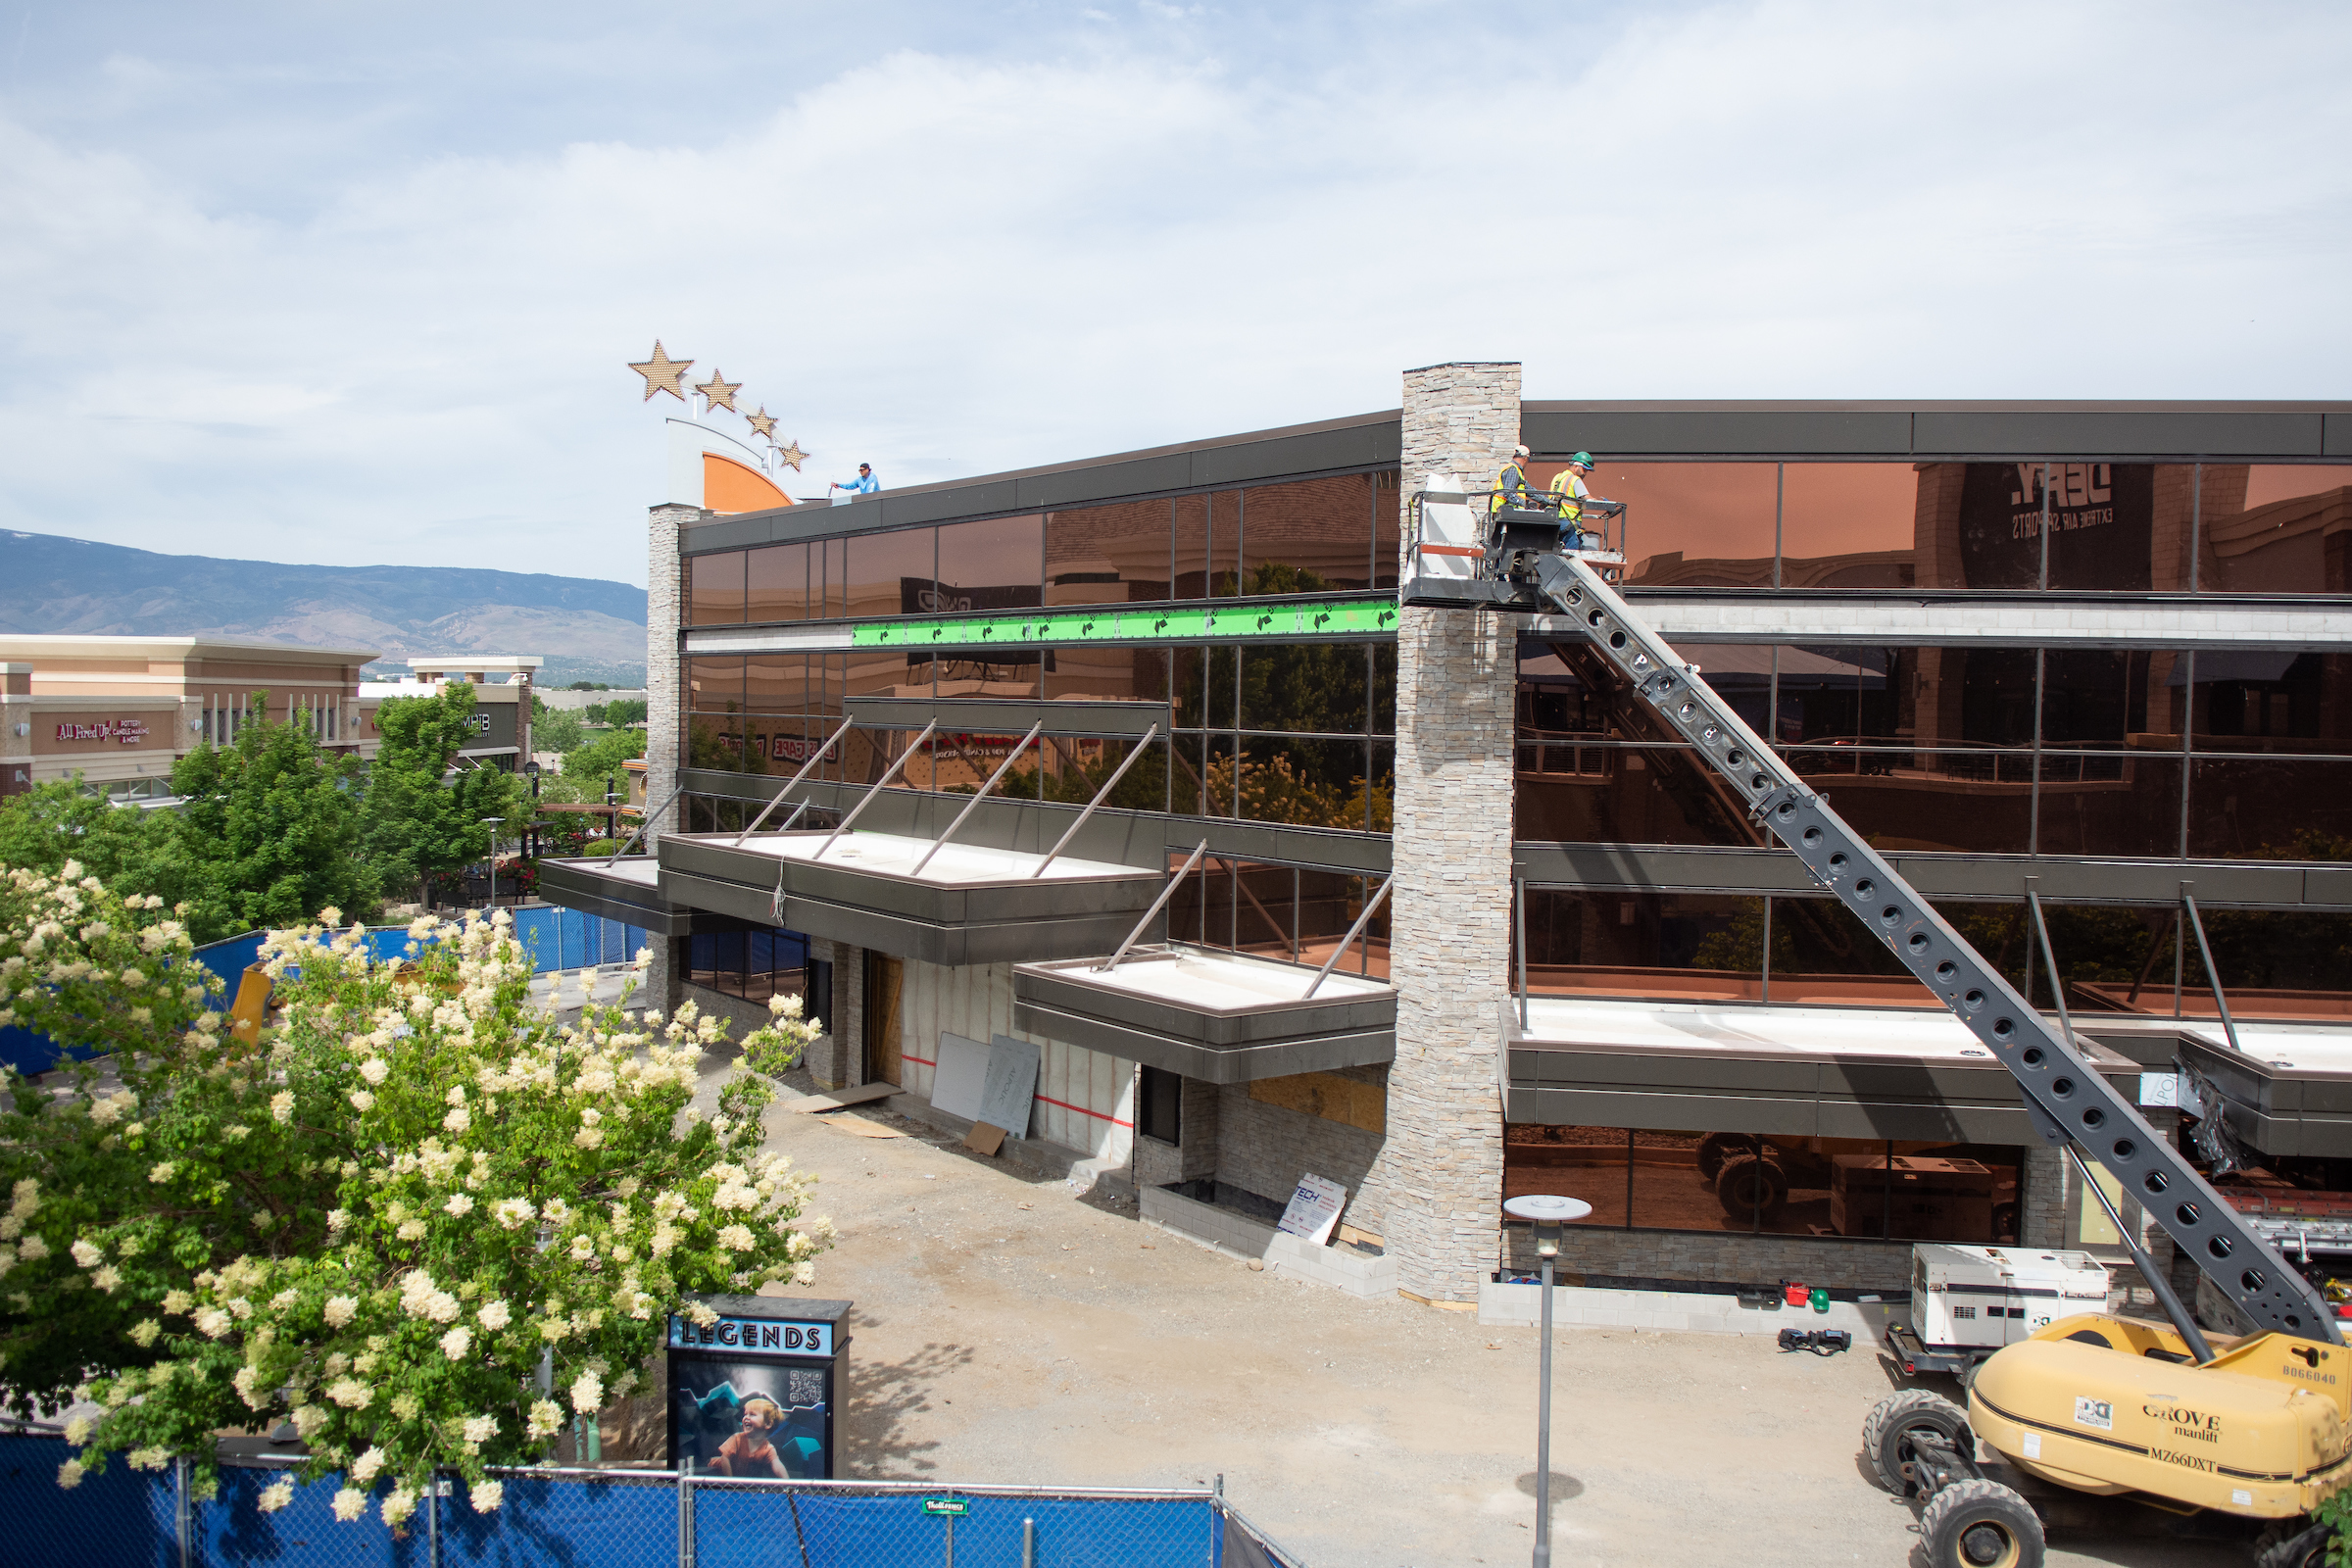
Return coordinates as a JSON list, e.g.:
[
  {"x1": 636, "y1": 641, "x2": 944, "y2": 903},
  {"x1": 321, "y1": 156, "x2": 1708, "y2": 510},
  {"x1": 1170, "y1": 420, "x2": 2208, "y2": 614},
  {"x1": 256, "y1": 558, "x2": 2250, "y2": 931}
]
[
  {"x1": 2026, "y1": 888, "x2": 2075, "y2": 1049},
  {"x1": 1099, "y1": 841, "x2": 1209, "y2": 972},
  {"x1": 1302, "y1": 872, "x2": 1395, "y2": 999},
  {"x1": 2181, "y1": 890, "x2": 2245, "y2": 1056},
  {"x1": 733, "y1": 715, "x2": 859, "y2": 846},
  {"x1": 1031, "y1": 725, "x2": 1159, "y2": 877},
  {"x1": 2068, "y1": 1146, "x2": 2213, "y2": 1364},
  {"x1": 614, "y1": 786, "x2": 685, "y2": 858},
  {"x1": 811, "y1": 721, "x2": 937, "y2": 861},
  {"x1": 912, "y1": 722, "x2": 1043, "y2": 876},
  {"x1": 1515, "y1": 876, "x2": 1530, "y2": 1028}
]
